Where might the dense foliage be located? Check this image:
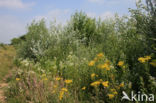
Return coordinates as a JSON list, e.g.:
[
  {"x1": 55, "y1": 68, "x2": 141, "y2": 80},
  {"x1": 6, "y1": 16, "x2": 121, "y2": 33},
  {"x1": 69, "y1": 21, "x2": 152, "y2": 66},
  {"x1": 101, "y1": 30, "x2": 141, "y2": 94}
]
[{"x1": 7, "y1": 1, "x2": 156, "y2": 103}]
